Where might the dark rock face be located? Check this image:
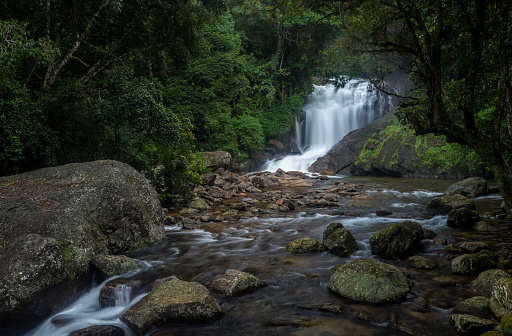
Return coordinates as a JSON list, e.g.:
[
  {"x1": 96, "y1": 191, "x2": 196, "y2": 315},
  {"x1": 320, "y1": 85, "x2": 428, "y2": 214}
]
[
  {"x1": 0, "y1": 160, "x2": 165, "y2": 315},
  {"x1": 369, "y1": 221, "x2": 424, "y2": 259},
  {"x1": 309, "y1": 114, "x2": 392, "y2": 174},
  {"x1": 69, "y1": 325, "x2": 125, "y2": 336}
]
